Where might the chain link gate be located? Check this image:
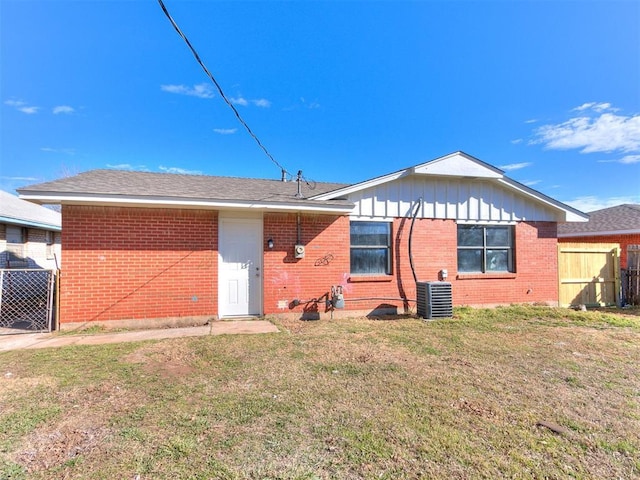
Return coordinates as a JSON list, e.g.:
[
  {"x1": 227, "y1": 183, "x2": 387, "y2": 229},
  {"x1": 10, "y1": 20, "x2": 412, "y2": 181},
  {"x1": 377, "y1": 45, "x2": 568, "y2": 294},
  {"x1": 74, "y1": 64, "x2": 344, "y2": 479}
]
[{"x1": 0, "y1": 269, "x2": 57, "y2": 333}]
